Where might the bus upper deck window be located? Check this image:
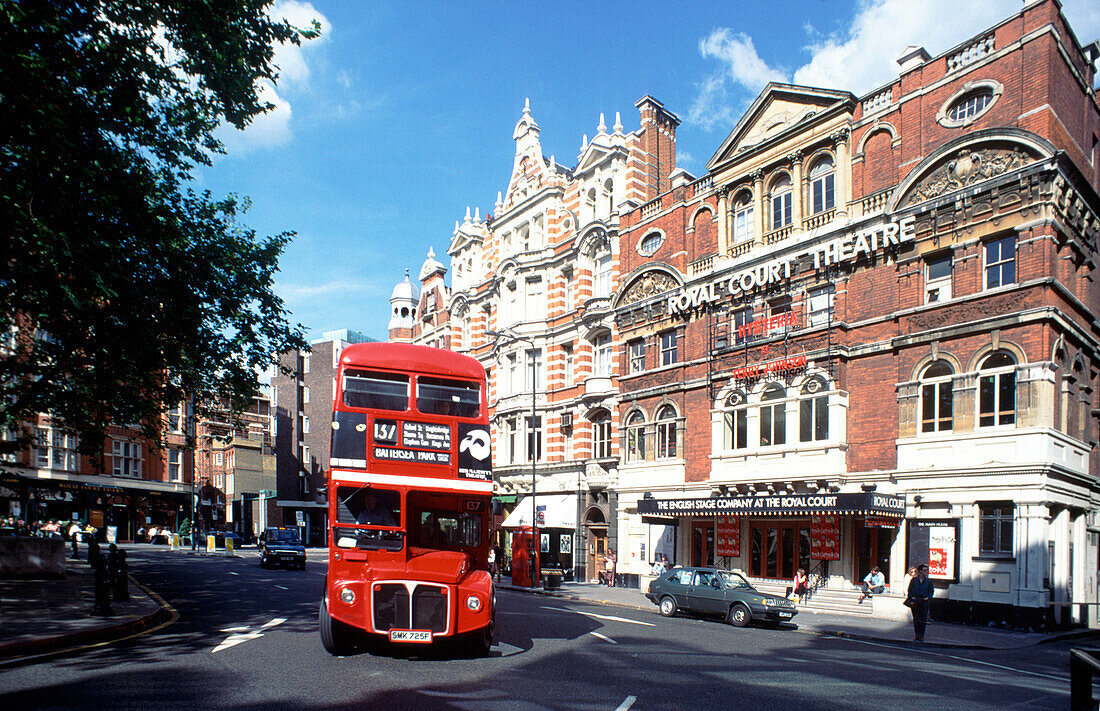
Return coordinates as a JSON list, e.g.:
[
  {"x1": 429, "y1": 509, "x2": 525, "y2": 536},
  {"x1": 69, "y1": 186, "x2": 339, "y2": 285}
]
[
  {"x1": 343, "y1": 370, "x2": 409, "y2": 411},
  {"x1": 416, "y1": 377, "x2": 480, "y2": 418}
]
